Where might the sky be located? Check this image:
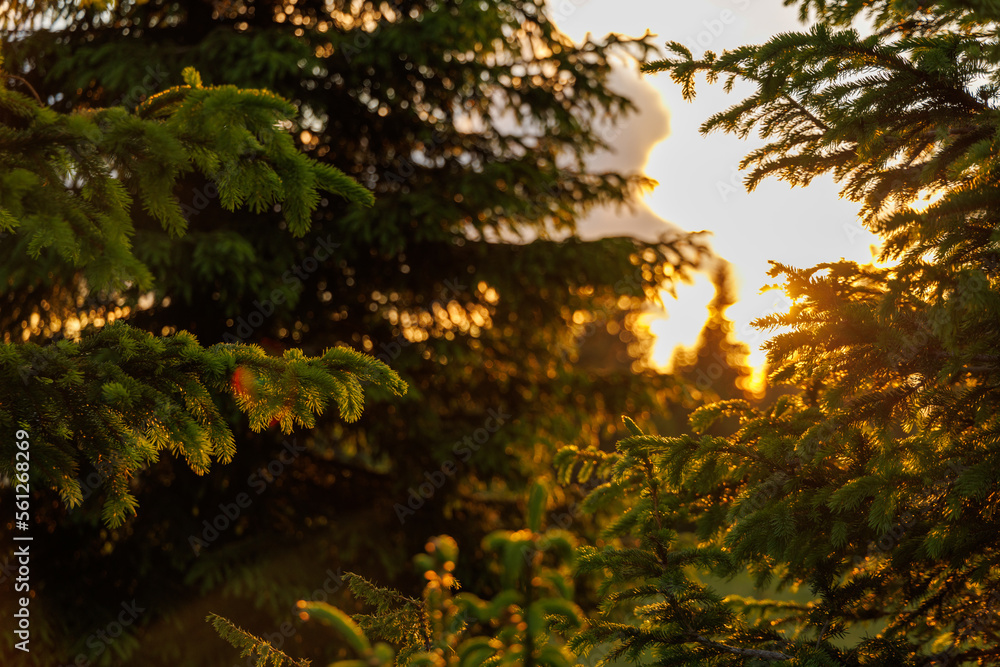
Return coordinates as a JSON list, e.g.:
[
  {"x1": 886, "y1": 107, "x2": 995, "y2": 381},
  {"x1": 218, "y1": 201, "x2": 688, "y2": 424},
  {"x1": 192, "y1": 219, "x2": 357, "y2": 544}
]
[{"x1": 551, "y1": 0, "x2": 884, "y2": 385}]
